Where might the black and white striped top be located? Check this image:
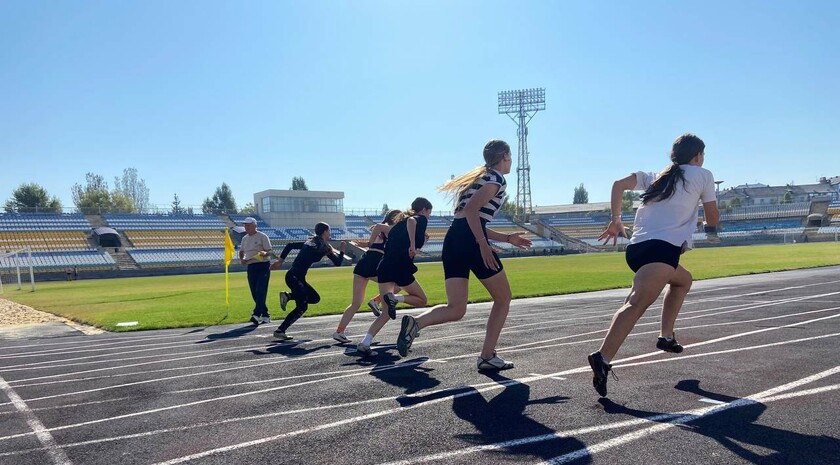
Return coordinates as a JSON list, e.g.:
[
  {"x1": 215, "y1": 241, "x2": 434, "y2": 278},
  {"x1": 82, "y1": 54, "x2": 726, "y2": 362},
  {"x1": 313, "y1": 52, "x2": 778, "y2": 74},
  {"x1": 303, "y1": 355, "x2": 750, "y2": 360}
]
[{"x1": 454, "y1": 168, "x2": 507, "y2": 222}]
